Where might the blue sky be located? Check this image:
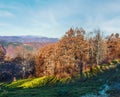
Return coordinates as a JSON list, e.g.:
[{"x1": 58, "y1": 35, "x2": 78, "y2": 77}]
[{"x1": 0, "y1": 0, "x2": 120, "y2": 38}]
